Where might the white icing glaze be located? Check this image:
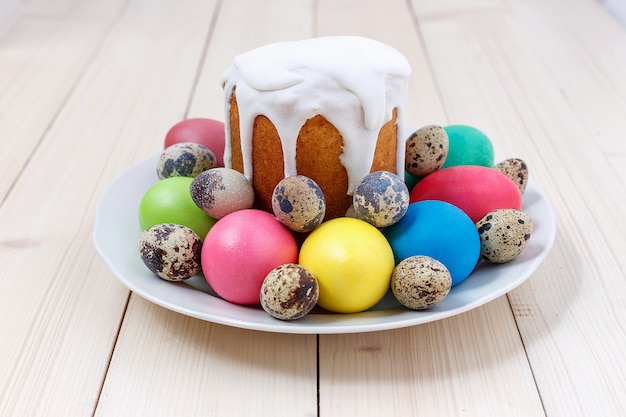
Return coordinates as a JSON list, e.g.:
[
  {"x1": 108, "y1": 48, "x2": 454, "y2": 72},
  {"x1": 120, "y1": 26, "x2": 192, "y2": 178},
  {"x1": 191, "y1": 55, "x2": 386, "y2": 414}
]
[{"x1": 221, "y1": 36, "x2": 411, "y2": 194}]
